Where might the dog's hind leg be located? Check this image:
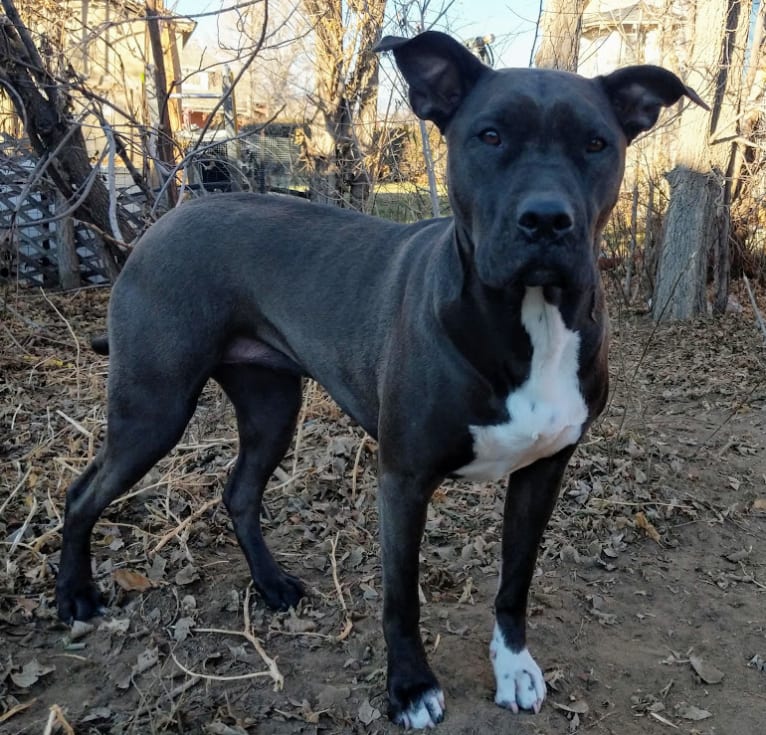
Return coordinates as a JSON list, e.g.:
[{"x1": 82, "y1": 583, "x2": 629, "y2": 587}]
[
  {"x1": 57, "y1": 385, "x2": 202, "y2": 622},
  {"x1": 213, "y1": 364, "x2": 305, "y2": 610}
]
